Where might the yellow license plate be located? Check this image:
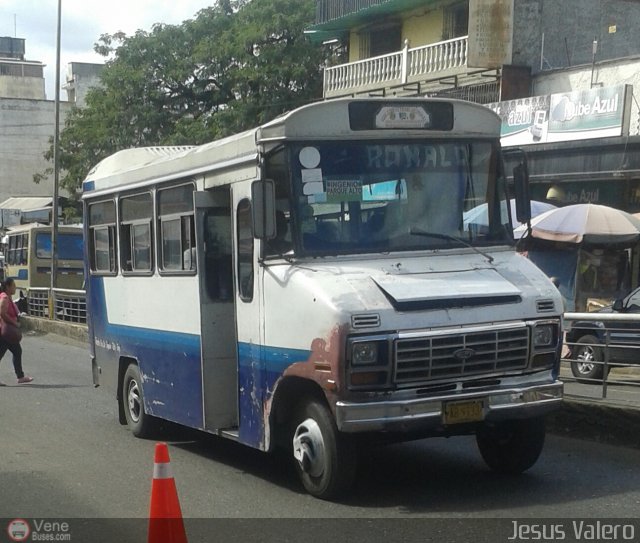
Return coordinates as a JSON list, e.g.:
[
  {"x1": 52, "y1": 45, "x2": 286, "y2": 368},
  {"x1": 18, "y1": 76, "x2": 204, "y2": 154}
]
[{"x1": 443, "y1": 400, "x2": 485, "y2": 425}]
